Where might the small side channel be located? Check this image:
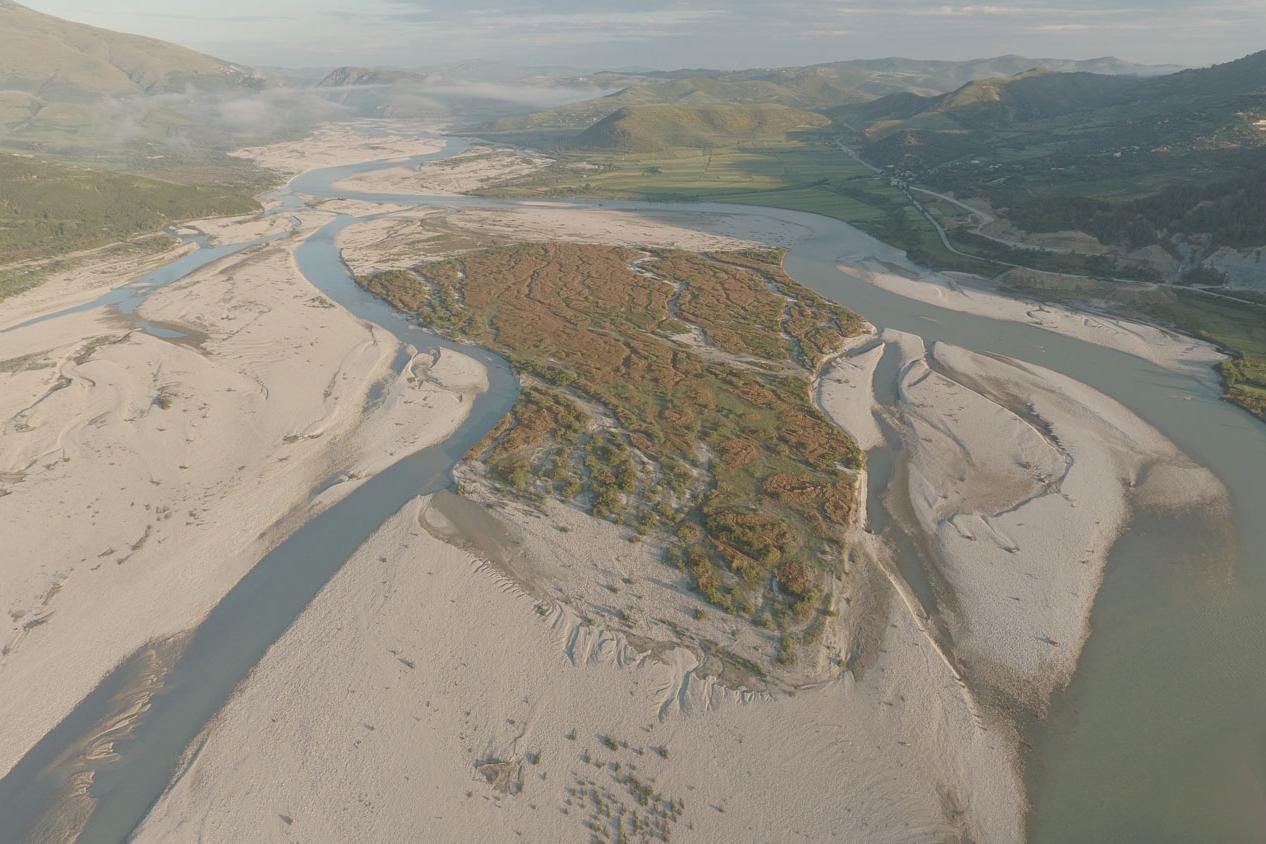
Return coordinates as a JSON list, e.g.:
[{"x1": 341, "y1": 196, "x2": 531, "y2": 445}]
[{"x1": 863, "y1": 339, "x2": 941, "y2": 618}]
